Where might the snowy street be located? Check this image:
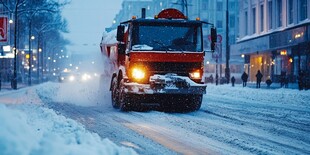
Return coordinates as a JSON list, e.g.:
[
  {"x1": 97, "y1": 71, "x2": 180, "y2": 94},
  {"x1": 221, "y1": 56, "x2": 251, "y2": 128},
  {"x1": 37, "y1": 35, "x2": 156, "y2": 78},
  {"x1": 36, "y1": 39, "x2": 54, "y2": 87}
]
[{"x1": 1, "y1": 77, "x2": 309, "y2": 155}]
